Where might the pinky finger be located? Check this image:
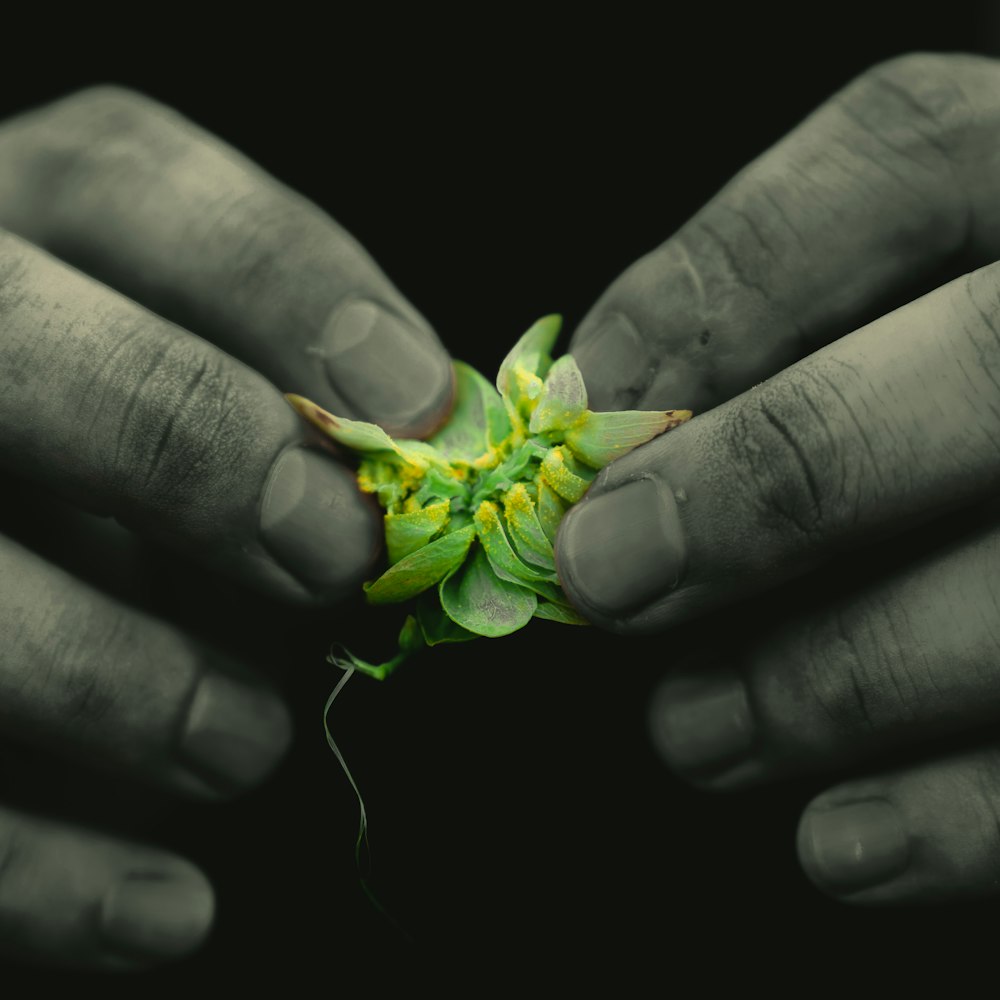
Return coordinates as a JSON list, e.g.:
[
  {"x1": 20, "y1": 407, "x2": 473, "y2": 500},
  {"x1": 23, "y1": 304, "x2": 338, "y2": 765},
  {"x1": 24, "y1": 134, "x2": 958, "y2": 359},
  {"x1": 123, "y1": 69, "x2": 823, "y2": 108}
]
[
  {"x1": 798, "y1": 747, "x2": 1000, "y2": 904},
  {"x1": 0, "y1": 806, "x2": 213, "y2": 970}
]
